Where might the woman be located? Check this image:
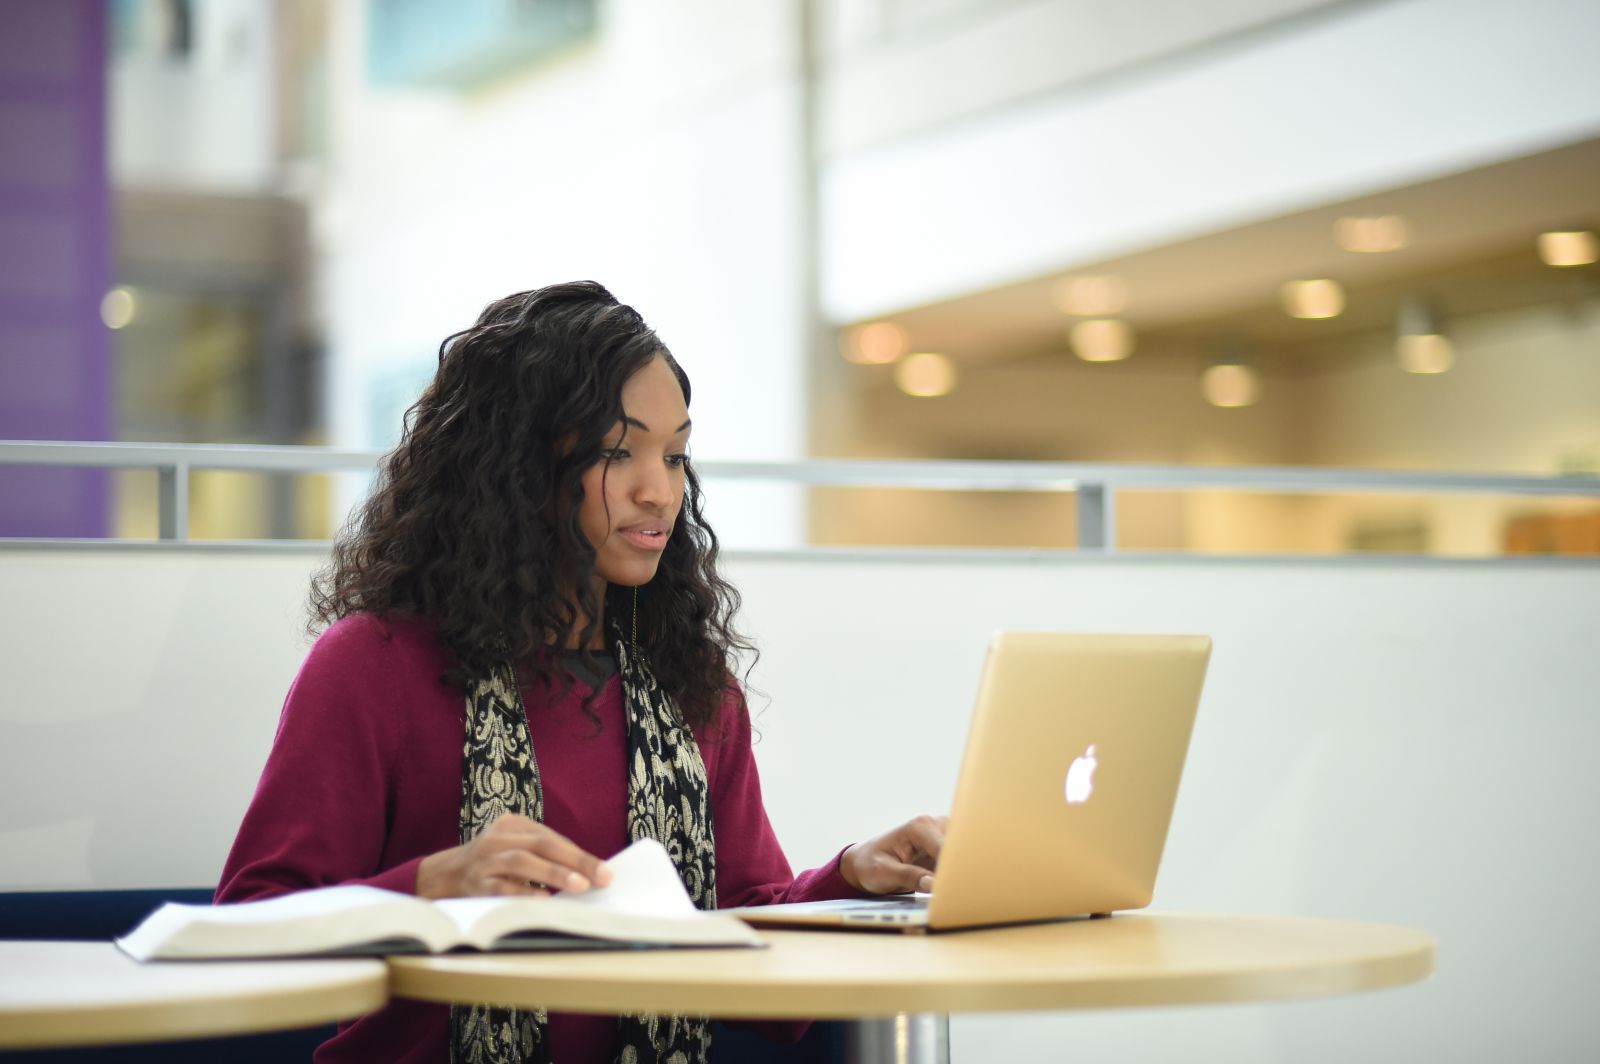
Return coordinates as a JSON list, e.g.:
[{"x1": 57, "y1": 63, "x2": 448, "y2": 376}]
[{"x1": 216, "y1": 281, "x2": 945, "y2": 1064}]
